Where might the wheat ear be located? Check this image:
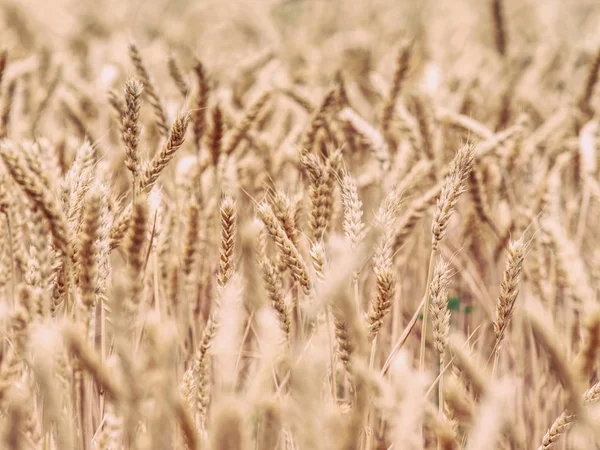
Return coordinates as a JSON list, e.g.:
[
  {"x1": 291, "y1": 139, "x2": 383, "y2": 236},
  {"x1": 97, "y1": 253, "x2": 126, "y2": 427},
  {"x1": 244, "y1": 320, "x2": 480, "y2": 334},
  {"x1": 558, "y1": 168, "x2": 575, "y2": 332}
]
[
  {"x1": 0, "y1": 141, "x2": 71, "y2": 257},
  {"x1": 381, "y1": 42, "x2": 411, "y2": 134},
  {"x1": 217, "y1": 195, "x2": 236, "y2": 288},
  {"x1": 257, "y1": 202, "x2": 312, "y2": 296},
  {"x1": 493, "y1": 238, "x2": 526, "y2": 359},
  {"x1": 168, "y1": 54, "x2": 190, "y2": 98},
  {"x1": 129, "y1": 42, "x2": 169, "y2": 136},
  {"x1": 192, "y1": 59, "x2": 209, "y2": 152},
  {"x1": 421, "y1": 144, "x2": 475, "y2": 370},
  {"x1": 139, "y1": 113, "x2": 190, "y2": 194},
  {"x1": 491, "y1": 0, "x2": 508, "y2": 57},
  {"x1": 122, "y1": 77, "x2": 143, "y2": 200}
]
